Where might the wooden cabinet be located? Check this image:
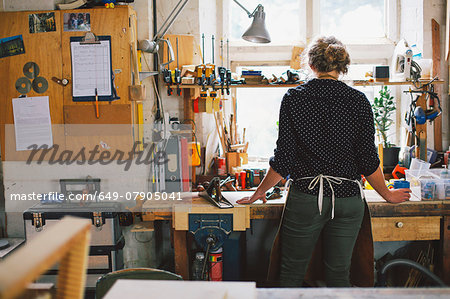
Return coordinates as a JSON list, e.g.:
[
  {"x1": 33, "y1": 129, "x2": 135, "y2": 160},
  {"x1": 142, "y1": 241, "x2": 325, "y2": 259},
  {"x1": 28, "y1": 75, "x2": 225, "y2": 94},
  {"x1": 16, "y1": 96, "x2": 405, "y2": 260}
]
[{"x1": 0, "y1": 6, "x2": 137, "y2": 161}]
